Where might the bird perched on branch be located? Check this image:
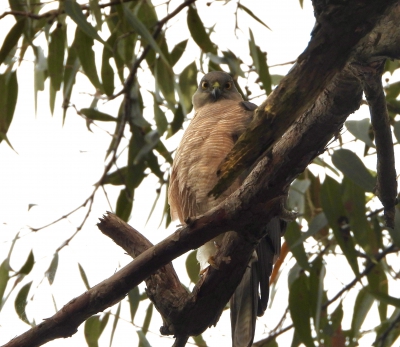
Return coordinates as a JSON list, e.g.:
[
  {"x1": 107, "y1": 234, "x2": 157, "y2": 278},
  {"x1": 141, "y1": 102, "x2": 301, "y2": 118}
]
[{"x1": 168, "y1": 71, "x2": 284, "y2": 347}]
